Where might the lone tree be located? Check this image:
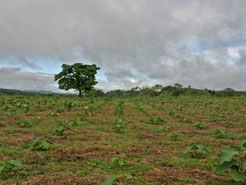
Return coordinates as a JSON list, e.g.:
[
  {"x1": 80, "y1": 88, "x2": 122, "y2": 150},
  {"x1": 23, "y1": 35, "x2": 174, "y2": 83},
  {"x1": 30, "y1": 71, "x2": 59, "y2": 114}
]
[{"x1": 54, "y1": 63, "x2": 100, "y2": 97}]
